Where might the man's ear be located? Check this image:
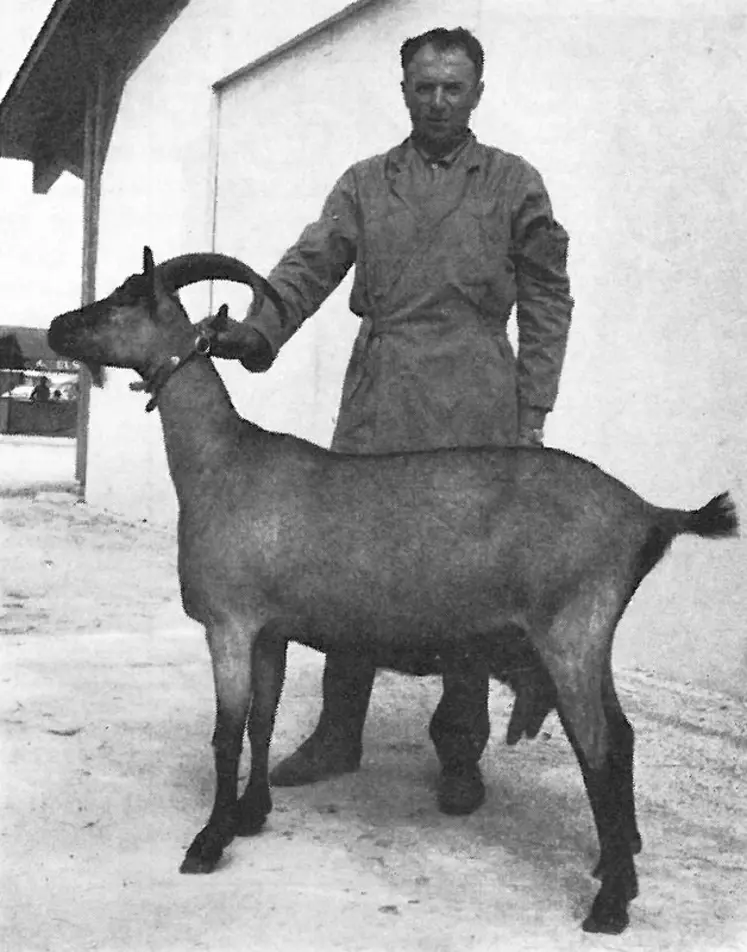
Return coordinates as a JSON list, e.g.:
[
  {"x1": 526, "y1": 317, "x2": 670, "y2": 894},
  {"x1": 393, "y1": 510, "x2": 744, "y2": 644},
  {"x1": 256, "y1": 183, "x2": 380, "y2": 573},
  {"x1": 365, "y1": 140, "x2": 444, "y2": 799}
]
[{"x1": 472, "y1": 80, "x2": 485, "y2": 109}]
